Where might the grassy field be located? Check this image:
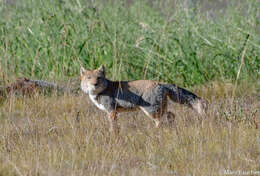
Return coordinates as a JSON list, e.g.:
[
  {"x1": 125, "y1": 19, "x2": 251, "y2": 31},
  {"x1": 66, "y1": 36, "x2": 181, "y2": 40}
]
[
  {"x1": 0, "y1": 82, "x2": 259, "y2": 175},
  {"x1": 0, "y1": 0, "x2": 260, "y2": 175}
]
